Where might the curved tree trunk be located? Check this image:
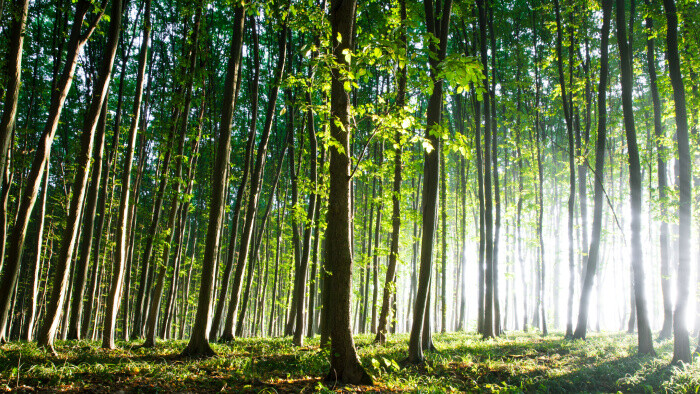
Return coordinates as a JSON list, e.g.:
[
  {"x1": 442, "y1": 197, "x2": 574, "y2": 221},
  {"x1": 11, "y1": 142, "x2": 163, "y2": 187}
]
[{"x1": 0, "y1": 0, "x2": 106, "y2": 343}]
